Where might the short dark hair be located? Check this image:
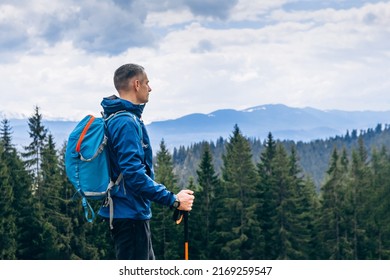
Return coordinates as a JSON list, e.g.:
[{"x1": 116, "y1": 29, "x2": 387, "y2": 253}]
[{"x1": 113, "y1": 63, "x2": 145, "y2": 92}]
